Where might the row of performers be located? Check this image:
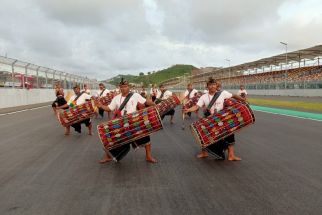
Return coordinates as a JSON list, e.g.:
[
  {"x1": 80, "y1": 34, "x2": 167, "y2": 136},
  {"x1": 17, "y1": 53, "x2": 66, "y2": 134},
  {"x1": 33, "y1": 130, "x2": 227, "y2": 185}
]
[
  {"x1": 51, "y1": 80, "x2": 176, "y2": 164},
  {"x1": 52, "y1": 77, "x2": 249, "y2": 164},
  {"x1": 53, "y1": 82, "x2": 172, "y2": 102}
]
